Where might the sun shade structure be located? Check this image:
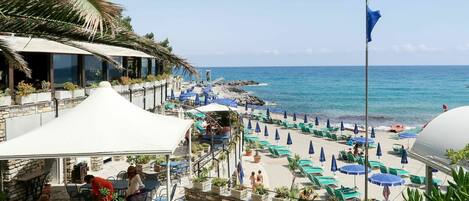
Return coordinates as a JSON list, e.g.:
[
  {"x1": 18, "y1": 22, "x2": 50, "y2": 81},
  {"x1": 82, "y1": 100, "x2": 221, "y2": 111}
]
[
  {"x1": 188, "y1": 103, "x2": 239, "y2": 114},
  {"x1": 0, "y1": 82, "x2": 193, "y2": 160},
  {"x1": 410, "y1": 106, "x2": 469, "y2": 173}
]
